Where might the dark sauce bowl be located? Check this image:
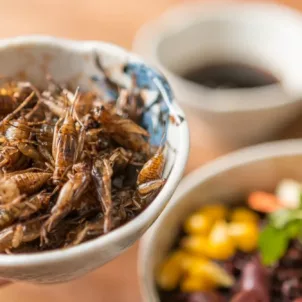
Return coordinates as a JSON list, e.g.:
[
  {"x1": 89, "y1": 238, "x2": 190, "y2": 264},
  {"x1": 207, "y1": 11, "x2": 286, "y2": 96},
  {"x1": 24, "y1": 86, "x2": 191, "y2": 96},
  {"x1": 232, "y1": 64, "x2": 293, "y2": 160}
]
[
  {"x1": 133, "y1": 2, "x2": 302, "y2": 149},
  {"x1": 138, "y1": 139, "x2": 302, "y2": 301}
]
